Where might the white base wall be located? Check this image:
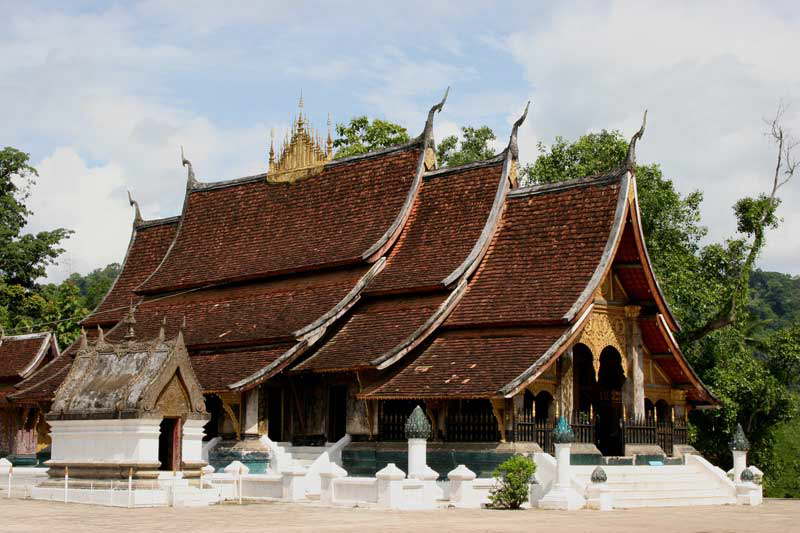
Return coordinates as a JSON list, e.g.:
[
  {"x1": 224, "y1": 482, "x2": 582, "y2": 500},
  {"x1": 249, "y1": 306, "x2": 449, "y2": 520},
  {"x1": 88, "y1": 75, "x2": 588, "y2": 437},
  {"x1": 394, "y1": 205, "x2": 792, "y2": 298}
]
[{"x1": 49, "y1": 419, "x2": 163, "y2": 465}]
